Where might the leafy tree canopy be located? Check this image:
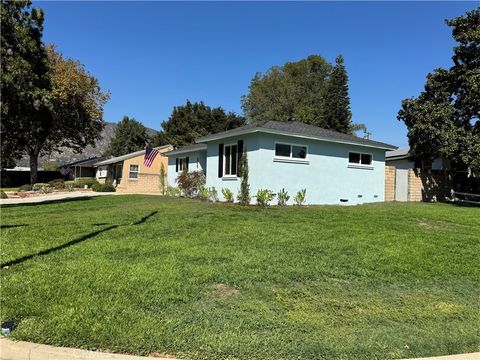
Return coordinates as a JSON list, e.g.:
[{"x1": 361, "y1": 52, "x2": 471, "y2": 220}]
[
  {"x1": 397, "y1": 8, "x2": 480, "y2": 172},
  {"x1": 241, "y1": 55, "x2": 359, "y2": 133},
  {"x1": 154, "y1": 100, "x2": 246, "y2": 147},
  {"x1": 106, "y1": 116, "x2": 149, "y2": 156}
]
